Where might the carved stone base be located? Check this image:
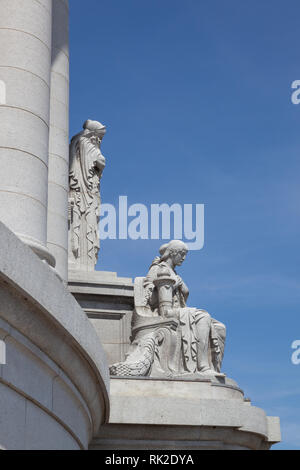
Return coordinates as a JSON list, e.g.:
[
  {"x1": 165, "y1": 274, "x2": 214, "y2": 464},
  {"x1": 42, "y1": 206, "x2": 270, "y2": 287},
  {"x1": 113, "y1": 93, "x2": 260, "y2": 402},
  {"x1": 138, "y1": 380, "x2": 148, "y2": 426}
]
[
  {"x1": 68, "y1": 269, "x2": 134, "y2": 365},
  {"x1": 90, "y1": 377, "x2": 281, "y2": 450}
]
